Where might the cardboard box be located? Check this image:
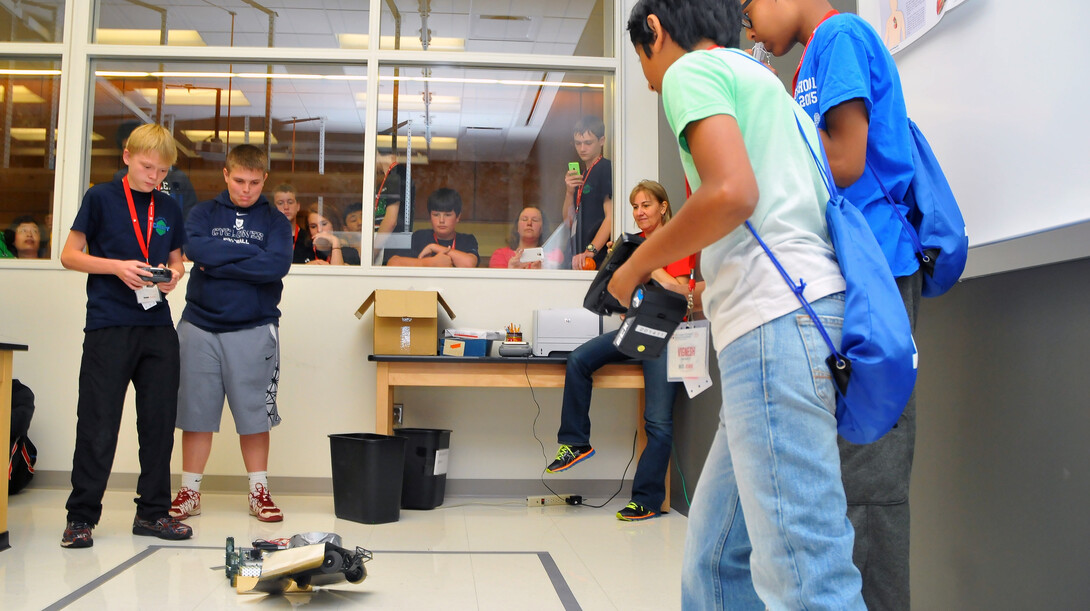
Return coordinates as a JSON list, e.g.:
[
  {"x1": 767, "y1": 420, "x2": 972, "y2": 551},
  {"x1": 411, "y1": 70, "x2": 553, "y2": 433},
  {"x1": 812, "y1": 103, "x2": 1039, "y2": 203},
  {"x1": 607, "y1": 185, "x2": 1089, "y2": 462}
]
[
  {"x1": 441, "y1": 338, "x2": 492, "y2": 357},
  {"x1": 355, "y1": 290, "x2": 455, "y2": 355}
]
